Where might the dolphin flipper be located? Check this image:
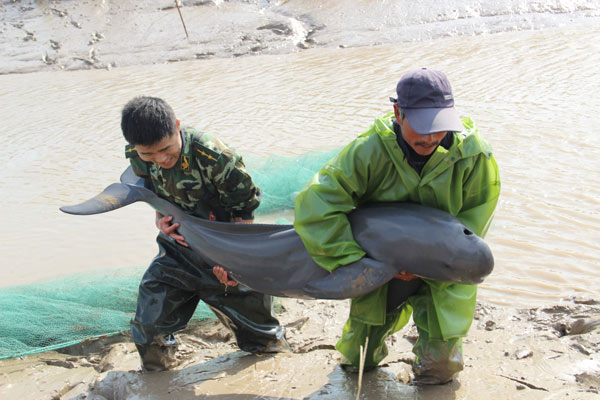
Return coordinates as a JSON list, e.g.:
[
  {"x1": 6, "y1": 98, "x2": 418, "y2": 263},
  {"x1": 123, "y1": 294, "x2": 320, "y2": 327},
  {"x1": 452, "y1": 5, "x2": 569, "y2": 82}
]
[{"x1": 59, "y1": 182, "x2": 144, "y2": 215}]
